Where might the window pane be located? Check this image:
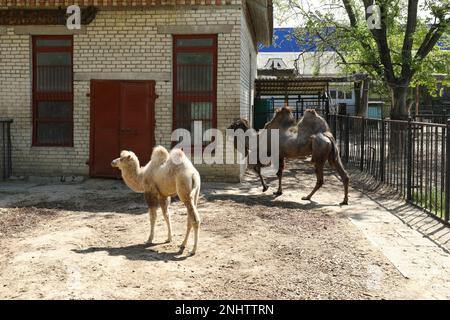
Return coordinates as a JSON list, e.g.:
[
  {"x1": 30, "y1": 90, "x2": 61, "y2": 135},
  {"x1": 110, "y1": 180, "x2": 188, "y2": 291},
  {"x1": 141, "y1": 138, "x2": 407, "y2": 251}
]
[
  {"x1": 37, "y1": 101, "x2": 72, "y2": 119},
  {"x1": 176, "y1": 38, "x2": 213, "y2": 47},
  {"x1": 36, "y1": 39, "x2": 72, "y2": 47},
  {"x1": 36, "y1": 122, "x2": 71, "y2": 145},
  {"x1": 177, "y1": 53, "x2": 213, "y2": 93},
  {"x1": 175, "y1": 102, "x2": 213, "y2": 145},
  {"x1": 175, "y1": 102, "x2": 192, "y2": 131},
  {"x1": 338, "y1": 90, "x2": 344, "y2": 99},
  {"x1": 36, "y1": 53, "x2": 72, "y2": 92},
  {"x1": 37, "y1": 52, "x2": 71, "y2": 66},
  {"x1": 345, "y1": 91, "x2": 353, "y2": 100},
  {"x1": 330, "y1": 90, "x2": 336, "y2": 99},
  {"x1": 177, "y1": 52, "x2": 212, "y2": 65},
  {"x1": 191, "y1": 102, "x2": 212, "y2": 121}
]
